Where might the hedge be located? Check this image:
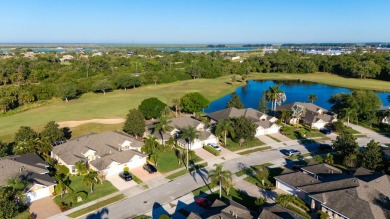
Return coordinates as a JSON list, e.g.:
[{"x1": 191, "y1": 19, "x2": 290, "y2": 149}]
[
  {"x1": 286, "y1": 204, "x2": 311, "y2": 219},
  {"x1": 292, "y1": 196, "x2": 310, "y2": 211},
  {"x1": 203, "y1": 145, "x2": 220, "y2": 156}
]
